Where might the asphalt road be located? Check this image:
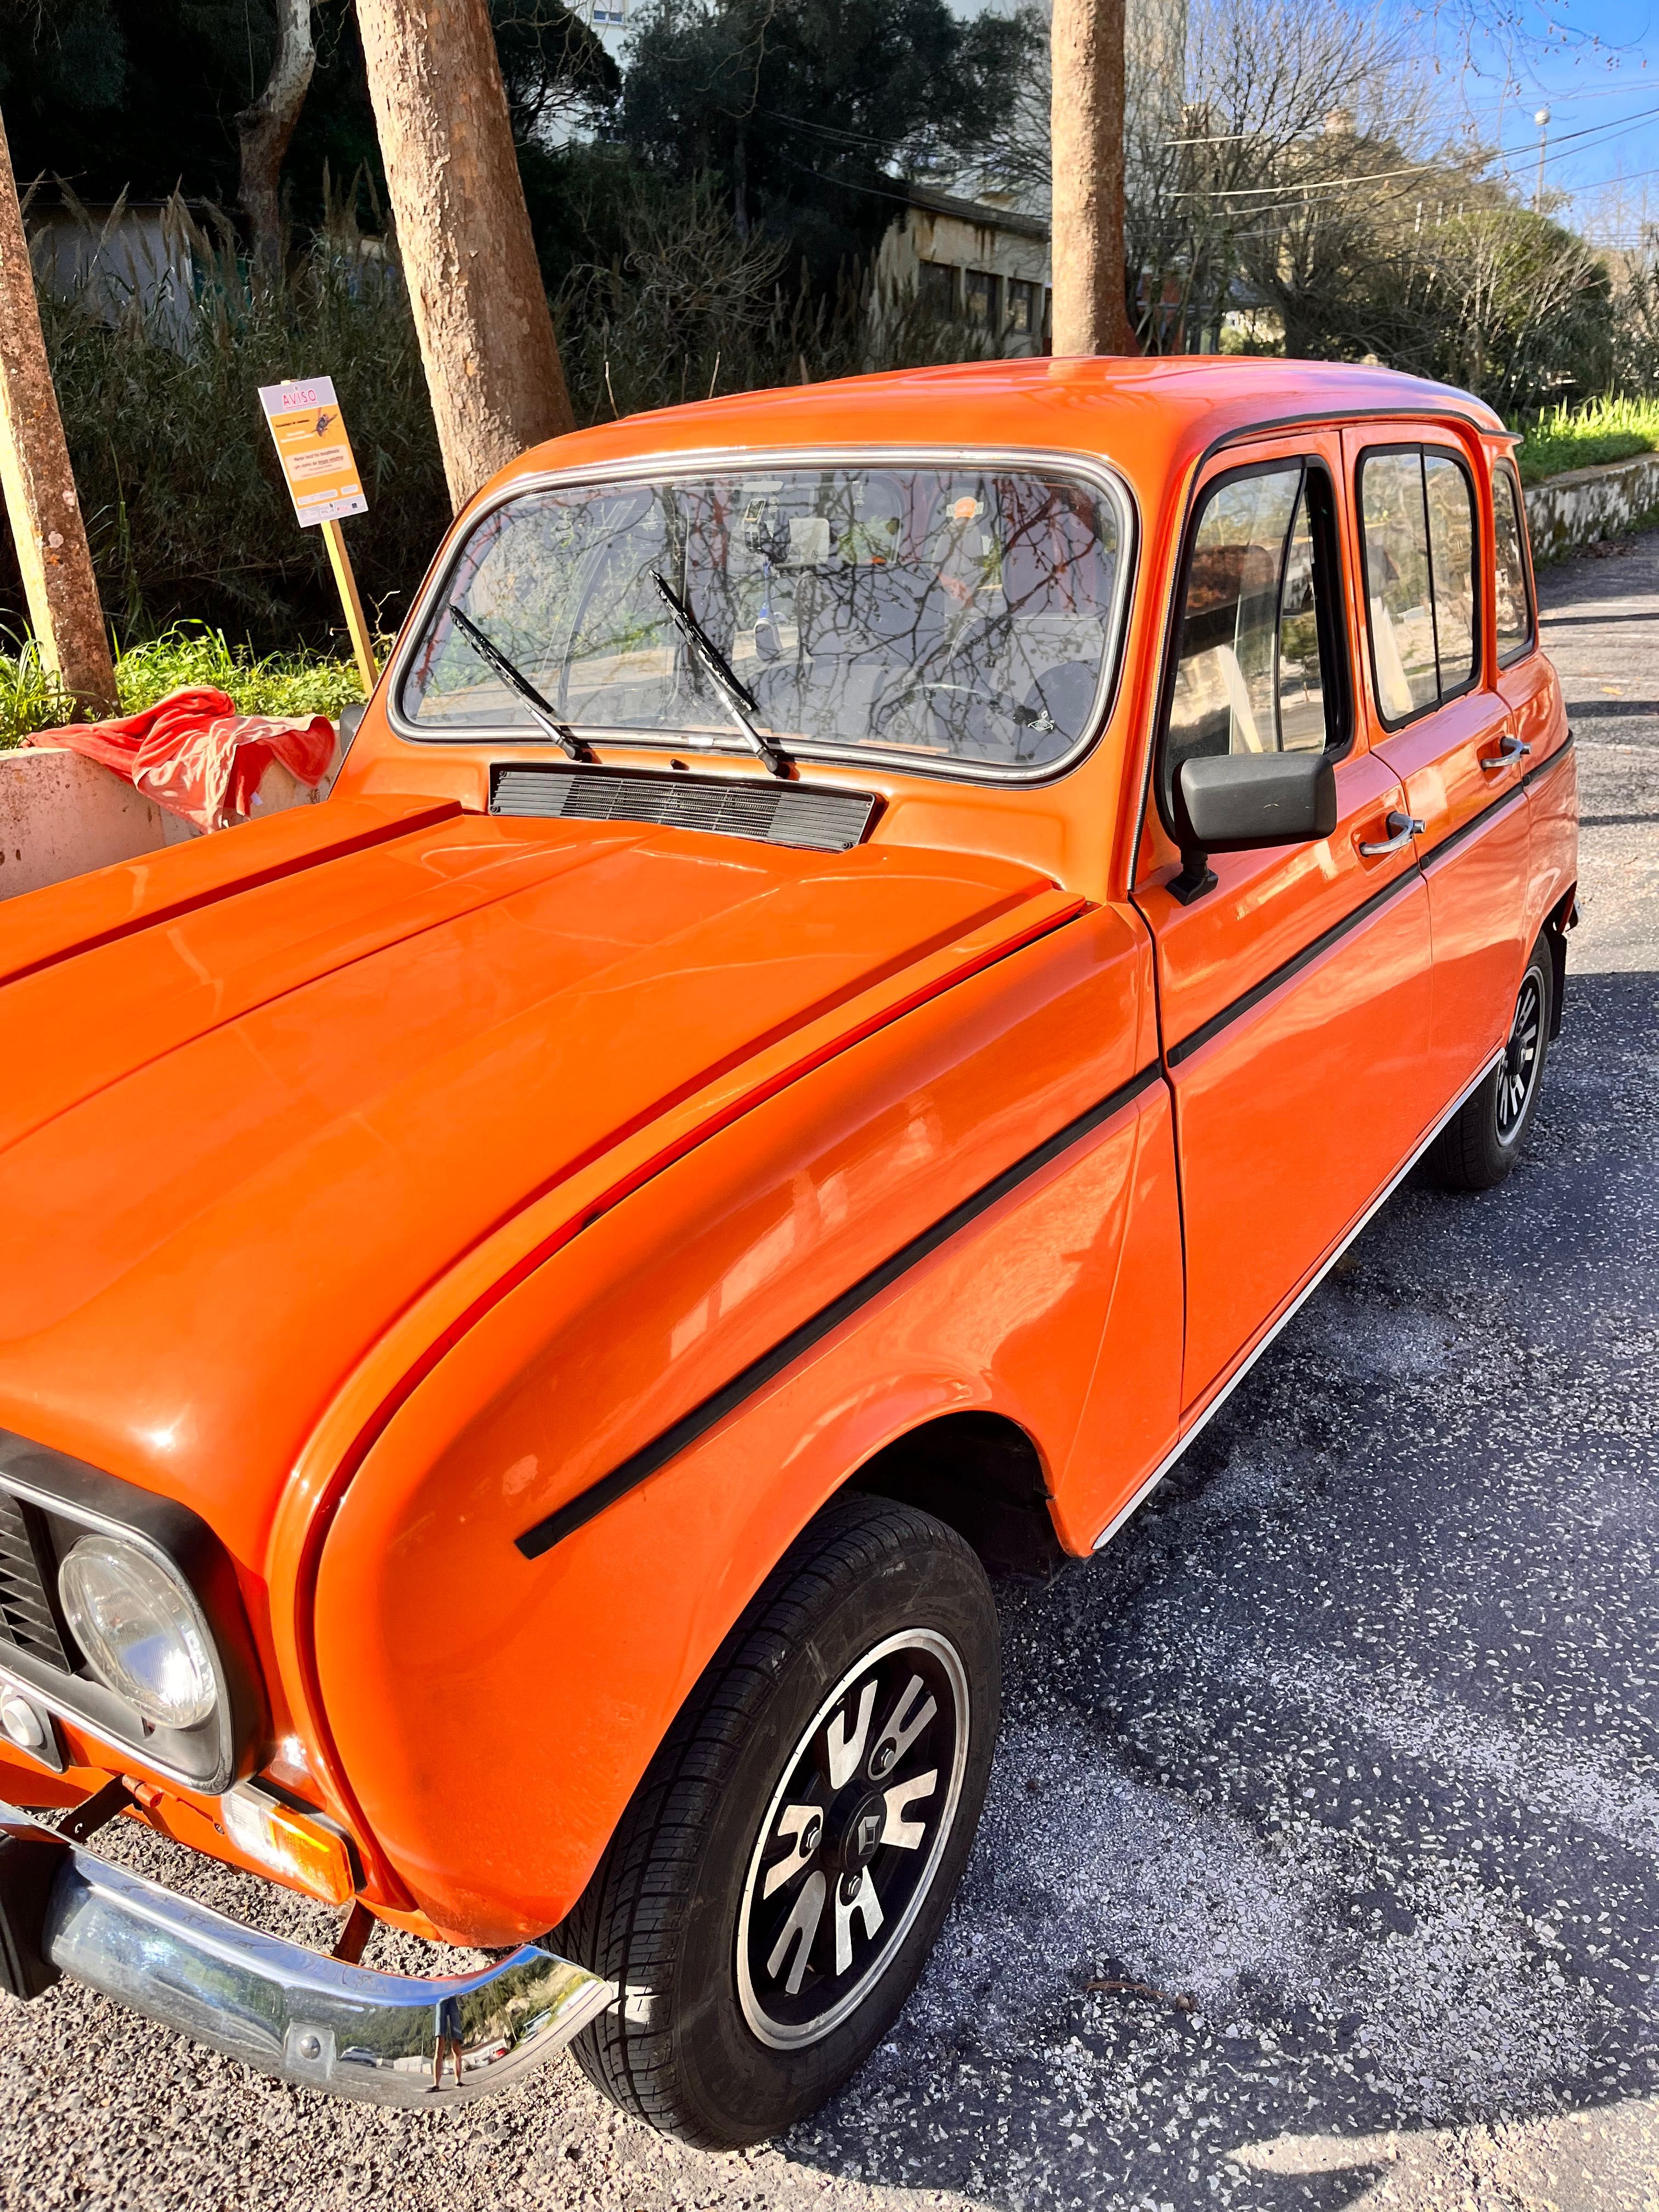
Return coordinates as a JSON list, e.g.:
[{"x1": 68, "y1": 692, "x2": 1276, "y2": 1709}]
[{"x1": 4, "y1": 532, "x2": 1657, "y2": 2212}]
